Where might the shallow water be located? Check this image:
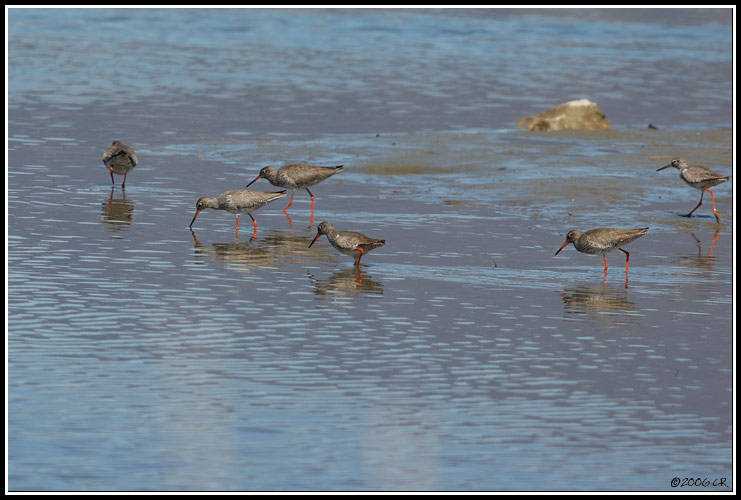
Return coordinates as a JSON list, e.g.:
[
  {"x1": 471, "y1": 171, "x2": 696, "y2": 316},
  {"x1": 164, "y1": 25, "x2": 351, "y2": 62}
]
[{"x1": 7, "y1": 7, "x2": 734, "y2": 492}]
